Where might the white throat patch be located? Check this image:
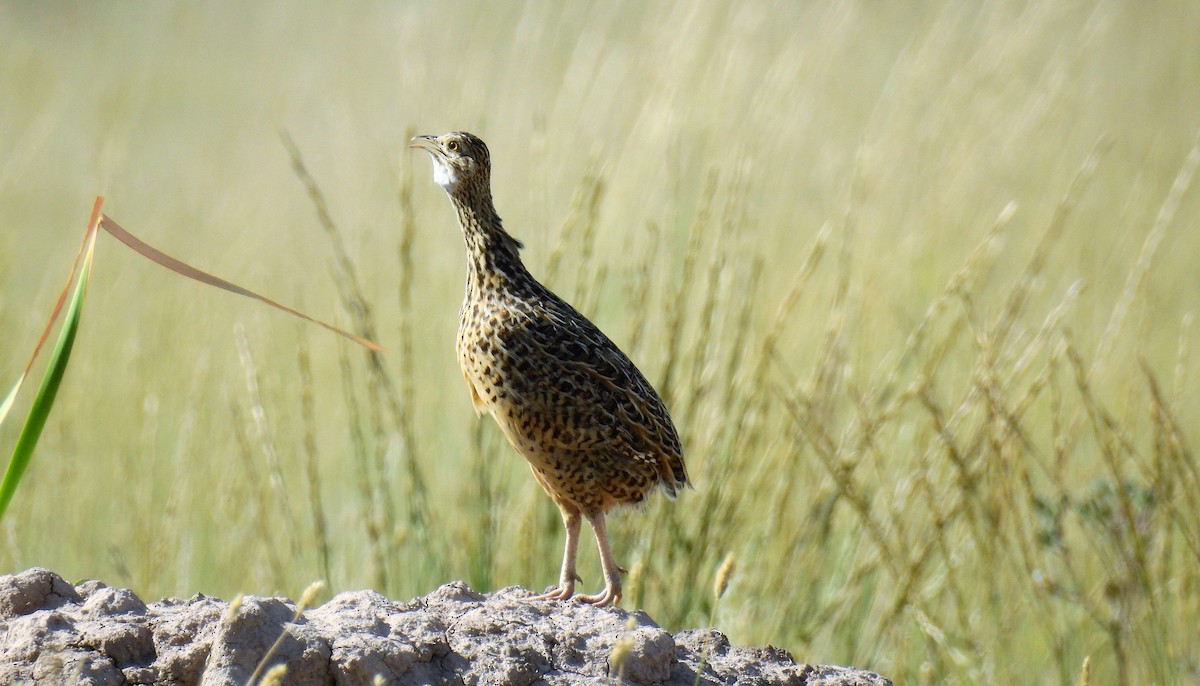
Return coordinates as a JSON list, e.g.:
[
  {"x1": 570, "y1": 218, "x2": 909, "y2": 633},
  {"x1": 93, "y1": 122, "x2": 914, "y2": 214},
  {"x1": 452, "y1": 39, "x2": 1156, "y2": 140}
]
[{"x1": 432, "y1": 157, "x2": 458, "y2": 192}]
